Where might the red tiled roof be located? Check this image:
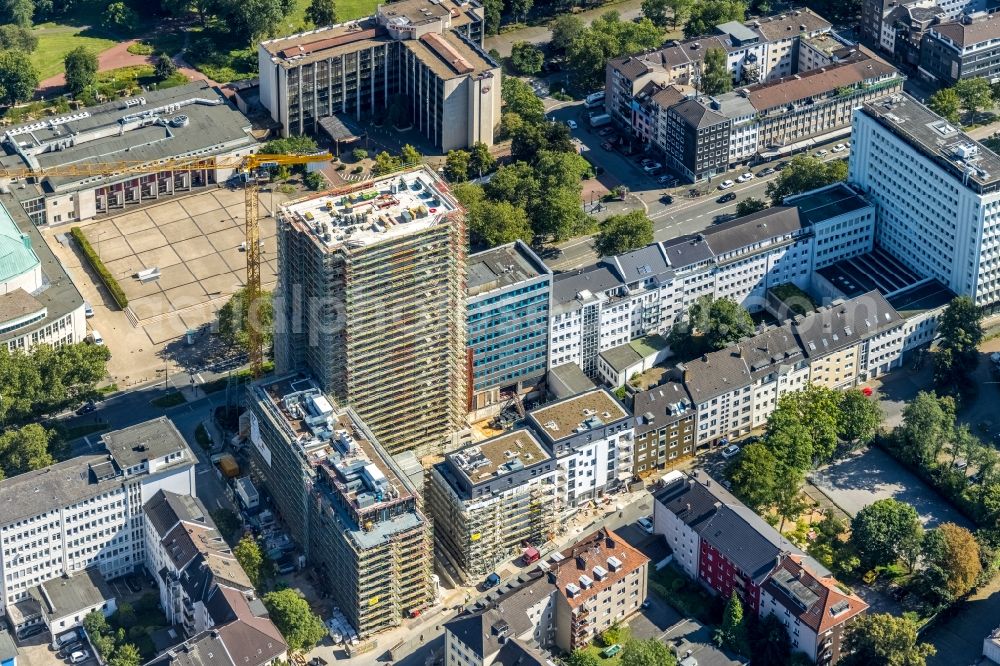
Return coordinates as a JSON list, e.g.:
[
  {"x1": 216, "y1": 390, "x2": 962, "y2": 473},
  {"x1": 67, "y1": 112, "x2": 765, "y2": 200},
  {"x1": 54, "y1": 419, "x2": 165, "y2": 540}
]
[{"x1": 553, "y1": 528, "x2": 649, "y2": 609}]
